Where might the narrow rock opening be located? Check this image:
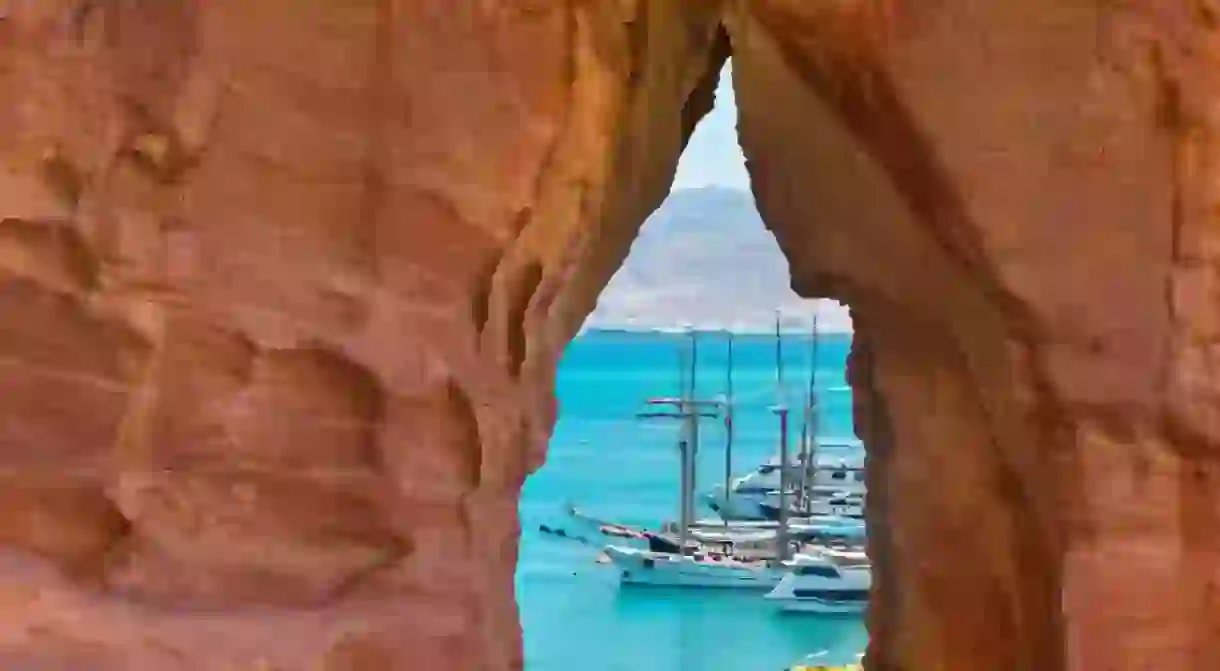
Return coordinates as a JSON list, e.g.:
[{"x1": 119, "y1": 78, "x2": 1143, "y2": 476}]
[
  {"x1": 518, "y1": 6, "x2": 1070, "y2": 668},
  {"x1": 516, "y1": 59, "x2": 865, "y2": 671}
]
